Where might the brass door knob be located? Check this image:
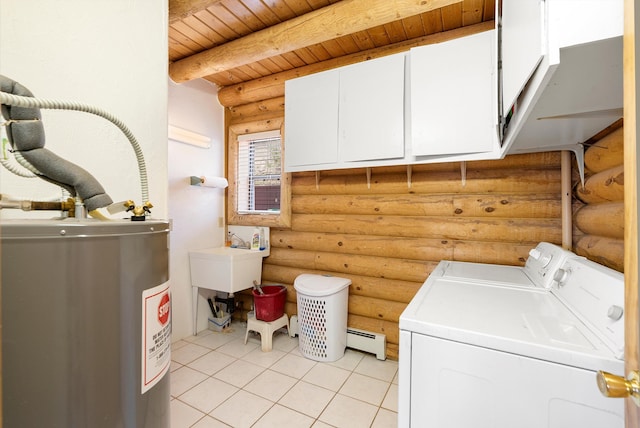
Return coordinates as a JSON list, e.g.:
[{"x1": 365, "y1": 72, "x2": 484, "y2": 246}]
[{"x1": 597, "y1": 370, "x2": 640, "y2": 405}]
